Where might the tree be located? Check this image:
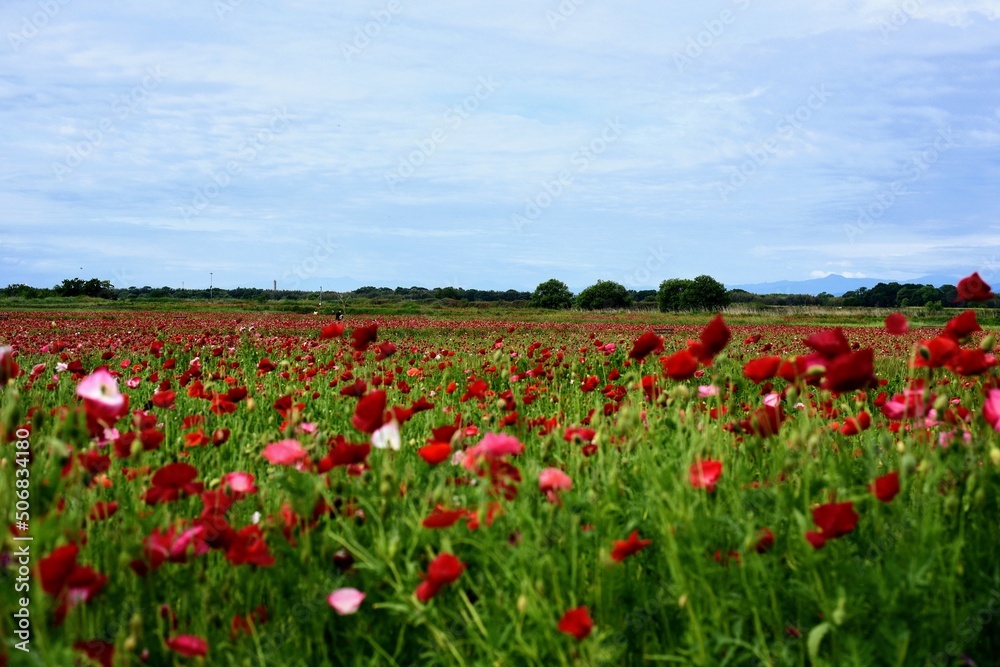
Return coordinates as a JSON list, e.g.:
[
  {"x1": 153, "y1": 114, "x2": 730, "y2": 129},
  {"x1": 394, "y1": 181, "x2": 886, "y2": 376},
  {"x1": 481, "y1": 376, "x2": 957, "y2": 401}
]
[
  {"x1": 575, "y1": 280, "x2": 633, "y2": 310},
  {"x1": 530, "y1": 279, "x2": 573, "y2": 309},
  {"x1": 657, "y1": 278, "x2": 693, "y2": 311},
  {"x1": 657, "y1": 275, "x2": 729, "y2": 311}
]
